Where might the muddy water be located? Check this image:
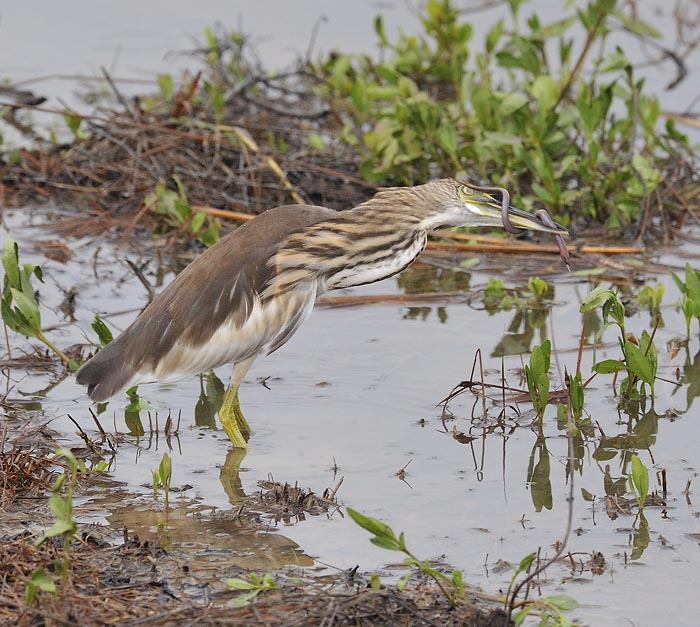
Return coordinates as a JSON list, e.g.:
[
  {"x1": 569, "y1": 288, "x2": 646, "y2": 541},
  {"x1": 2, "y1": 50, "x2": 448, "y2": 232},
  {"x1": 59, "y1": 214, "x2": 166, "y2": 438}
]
[{"x1": 3, "y1": 207, "x2": 699, "y2": 626}]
